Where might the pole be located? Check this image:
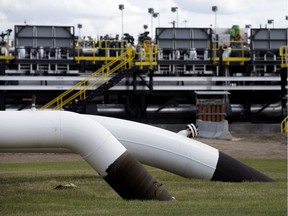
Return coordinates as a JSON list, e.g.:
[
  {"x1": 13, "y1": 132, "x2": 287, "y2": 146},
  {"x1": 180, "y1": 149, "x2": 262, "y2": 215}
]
[
  {"x1": 121, "y1": 10, "x2": 123, "y2": 37},
  {"x1": 214, "y1": 11, "x2": 217, "y2": 35},
  {"x1": 151, "y1": 15, "x2": 153, "y2": 41},
  {"x1": 177, "y1": 10, "x2": 179, "y2": 27},
  {"x1": 119, "y1": 4, "x2": 124, "y2": 38}
]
